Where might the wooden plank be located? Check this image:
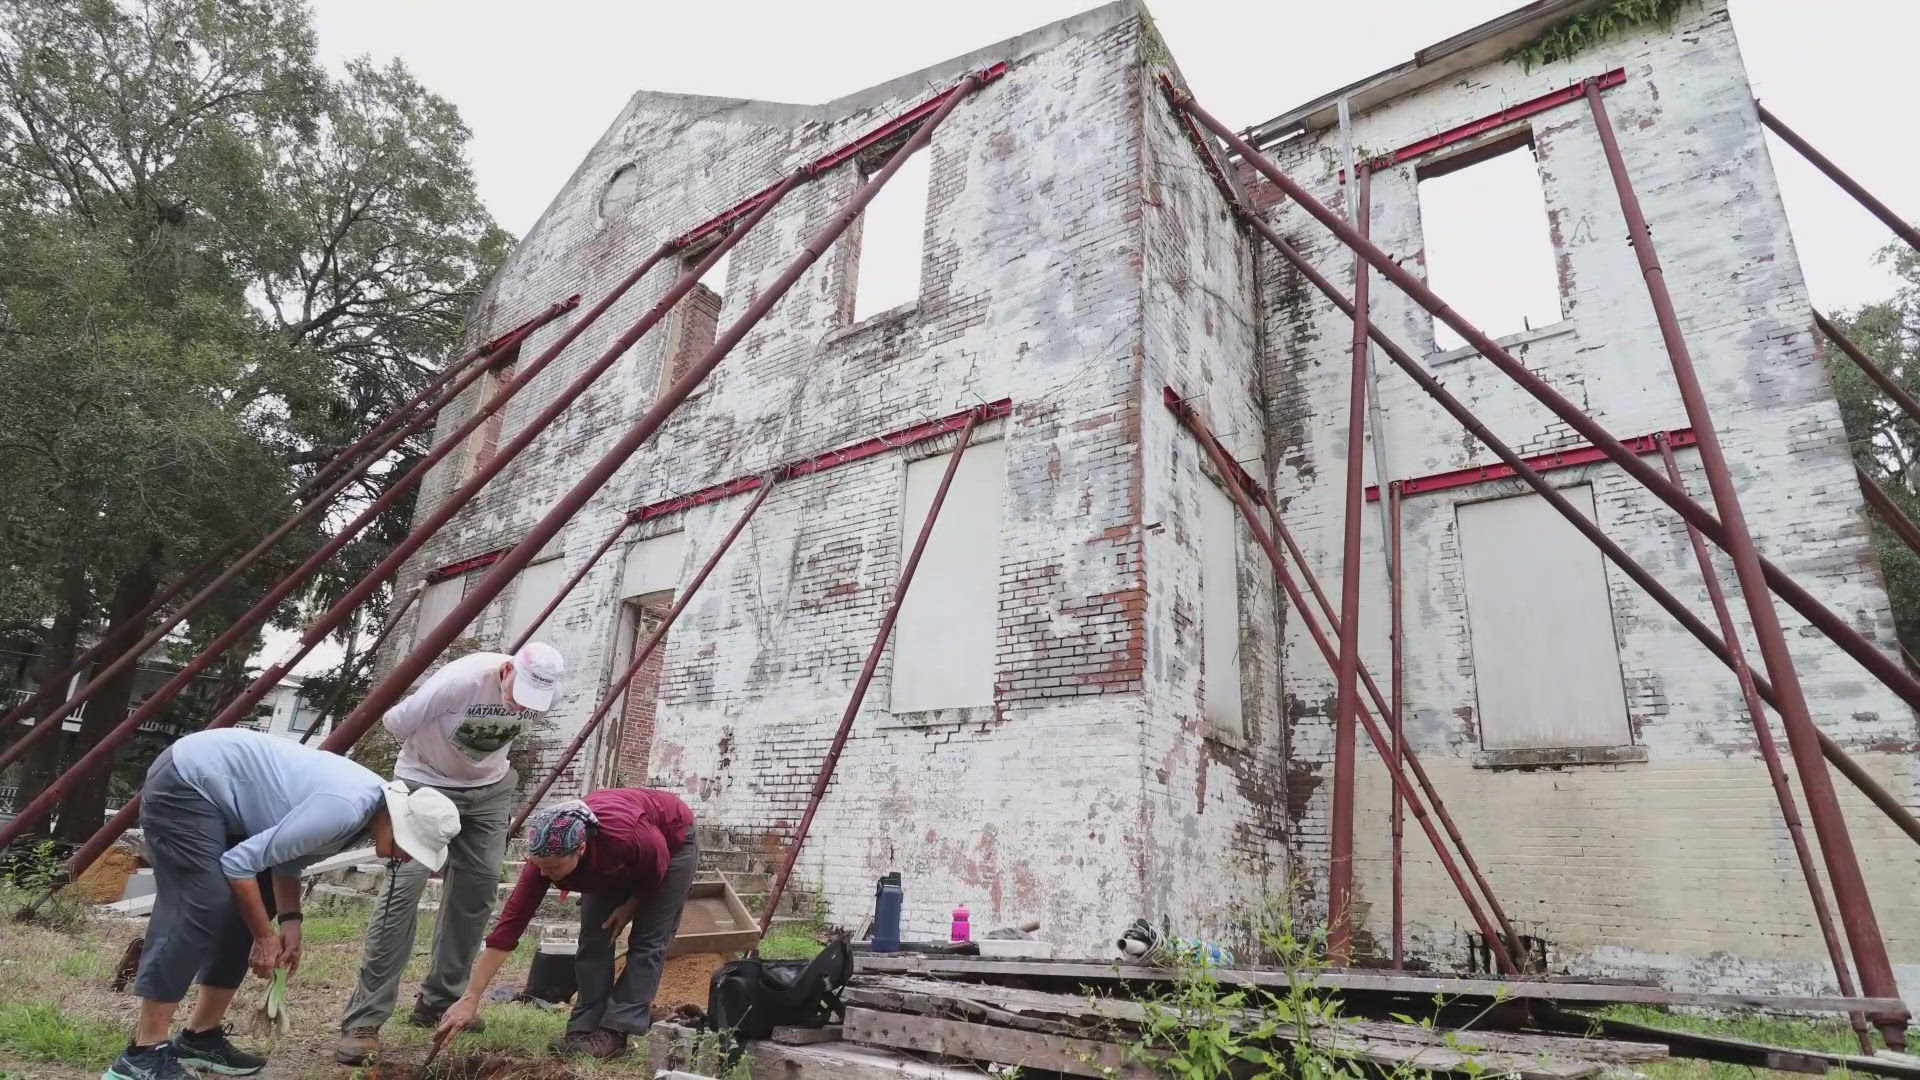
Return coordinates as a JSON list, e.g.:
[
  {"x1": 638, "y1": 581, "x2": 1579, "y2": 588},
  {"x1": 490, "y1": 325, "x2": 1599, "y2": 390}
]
[
  {"x1": 850, "y1": 974, "x2": 1653, "y2": 1077},
  {"x1": 852, "y1": 955, "x2": 1904, "y2": 1014},
  {"x1": 844, "y1": 1006, "x2": 1155, "y2": 1079},
  {"x1": 647, "y1": 1022, "x2": 984, "y2": 1079},
  {"x1": 772, "y1": 1024, "x2": 844, "y2": 1045}
]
